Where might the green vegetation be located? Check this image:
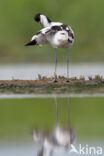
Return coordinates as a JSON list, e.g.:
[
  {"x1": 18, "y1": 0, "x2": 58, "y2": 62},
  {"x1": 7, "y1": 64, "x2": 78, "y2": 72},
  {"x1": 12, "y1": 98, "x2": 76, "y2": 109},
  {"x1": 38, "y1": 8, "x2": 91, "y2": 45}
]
[
  {"x1": 0, "y1": 0, "x2": 104, "y2": 63},
  {"x1": 0, "y1": 97, "x2": 104, "y2": 141}
]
